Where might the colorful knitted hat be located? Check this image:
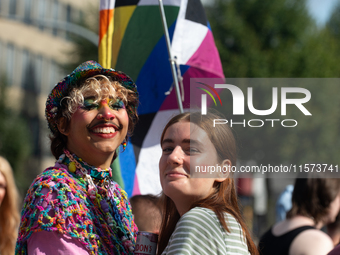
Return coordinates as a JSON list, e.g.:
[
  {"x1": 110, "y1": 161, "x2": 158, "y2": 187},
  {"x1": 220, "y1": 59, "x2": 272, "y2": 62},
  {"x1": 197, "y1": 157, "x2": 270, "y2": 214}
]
[{"x1": 45, "y1": 60, "x2": 138, "y2": 134}]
